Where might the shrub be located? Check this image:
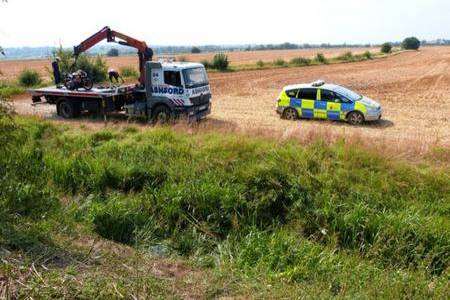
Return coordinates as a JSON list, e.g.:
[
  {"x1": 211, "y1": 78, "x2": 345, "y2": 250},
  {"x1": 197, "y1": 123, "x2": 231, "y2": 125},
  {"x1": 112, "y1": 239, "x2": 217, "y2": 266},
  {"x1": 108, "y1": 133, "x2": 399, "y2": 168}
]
[
  {"x1": 363, "y1": 51, "x2": 373, "y2": 59},
  {"x1": 381, "y1": 42, "x2": 392, "y2": 54},
  {"x1": 18, "y1": 69, "x2": 41, "y2": 87},
  {"x1": 402, "y1": 37, "x2": 421, "y2": 50},
  {"x1": 212, "y1": 53, "x2": 229, "y2": 71},
  {"x1": 274, "y1": 58, "x2": 286, "y2": 67},
  {"x1": 314, "y1": 53, "x2": 328, "y2": 64},
  {"x1": 290, "y1": 57, "x2": 311, "y2": 66},
  {"x1": 337, "y1": 51, "x2": 354, "y2": 62},
  {"x1": 191, "y1": 46, "x2": 201, "y2": 54},
  {"x1": 120, "y1": 66, "x2": 138, "y2": 78},
  {"x1": 256, "y1": 60, "x2": 265, "y2": 68},
  {"x1": 107, "y1": 48, "x2": 119, "y2": 57}
]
